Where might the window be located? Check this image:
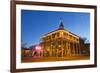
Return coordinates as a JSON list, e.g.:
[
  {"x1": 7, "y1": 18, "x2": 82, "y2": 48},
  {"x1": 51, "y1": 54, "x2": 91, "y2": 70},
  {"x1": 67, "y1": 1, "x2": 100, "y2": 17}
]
[
  {"x1": 64, "y1": 32, "x2": 66, "y2": 36},
  {"x1": 52, "y1": 33, "x2": 56, "y2": 38},
  {"x1": 57, "y1": 32, "x2": 60, "y2": 37}
]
